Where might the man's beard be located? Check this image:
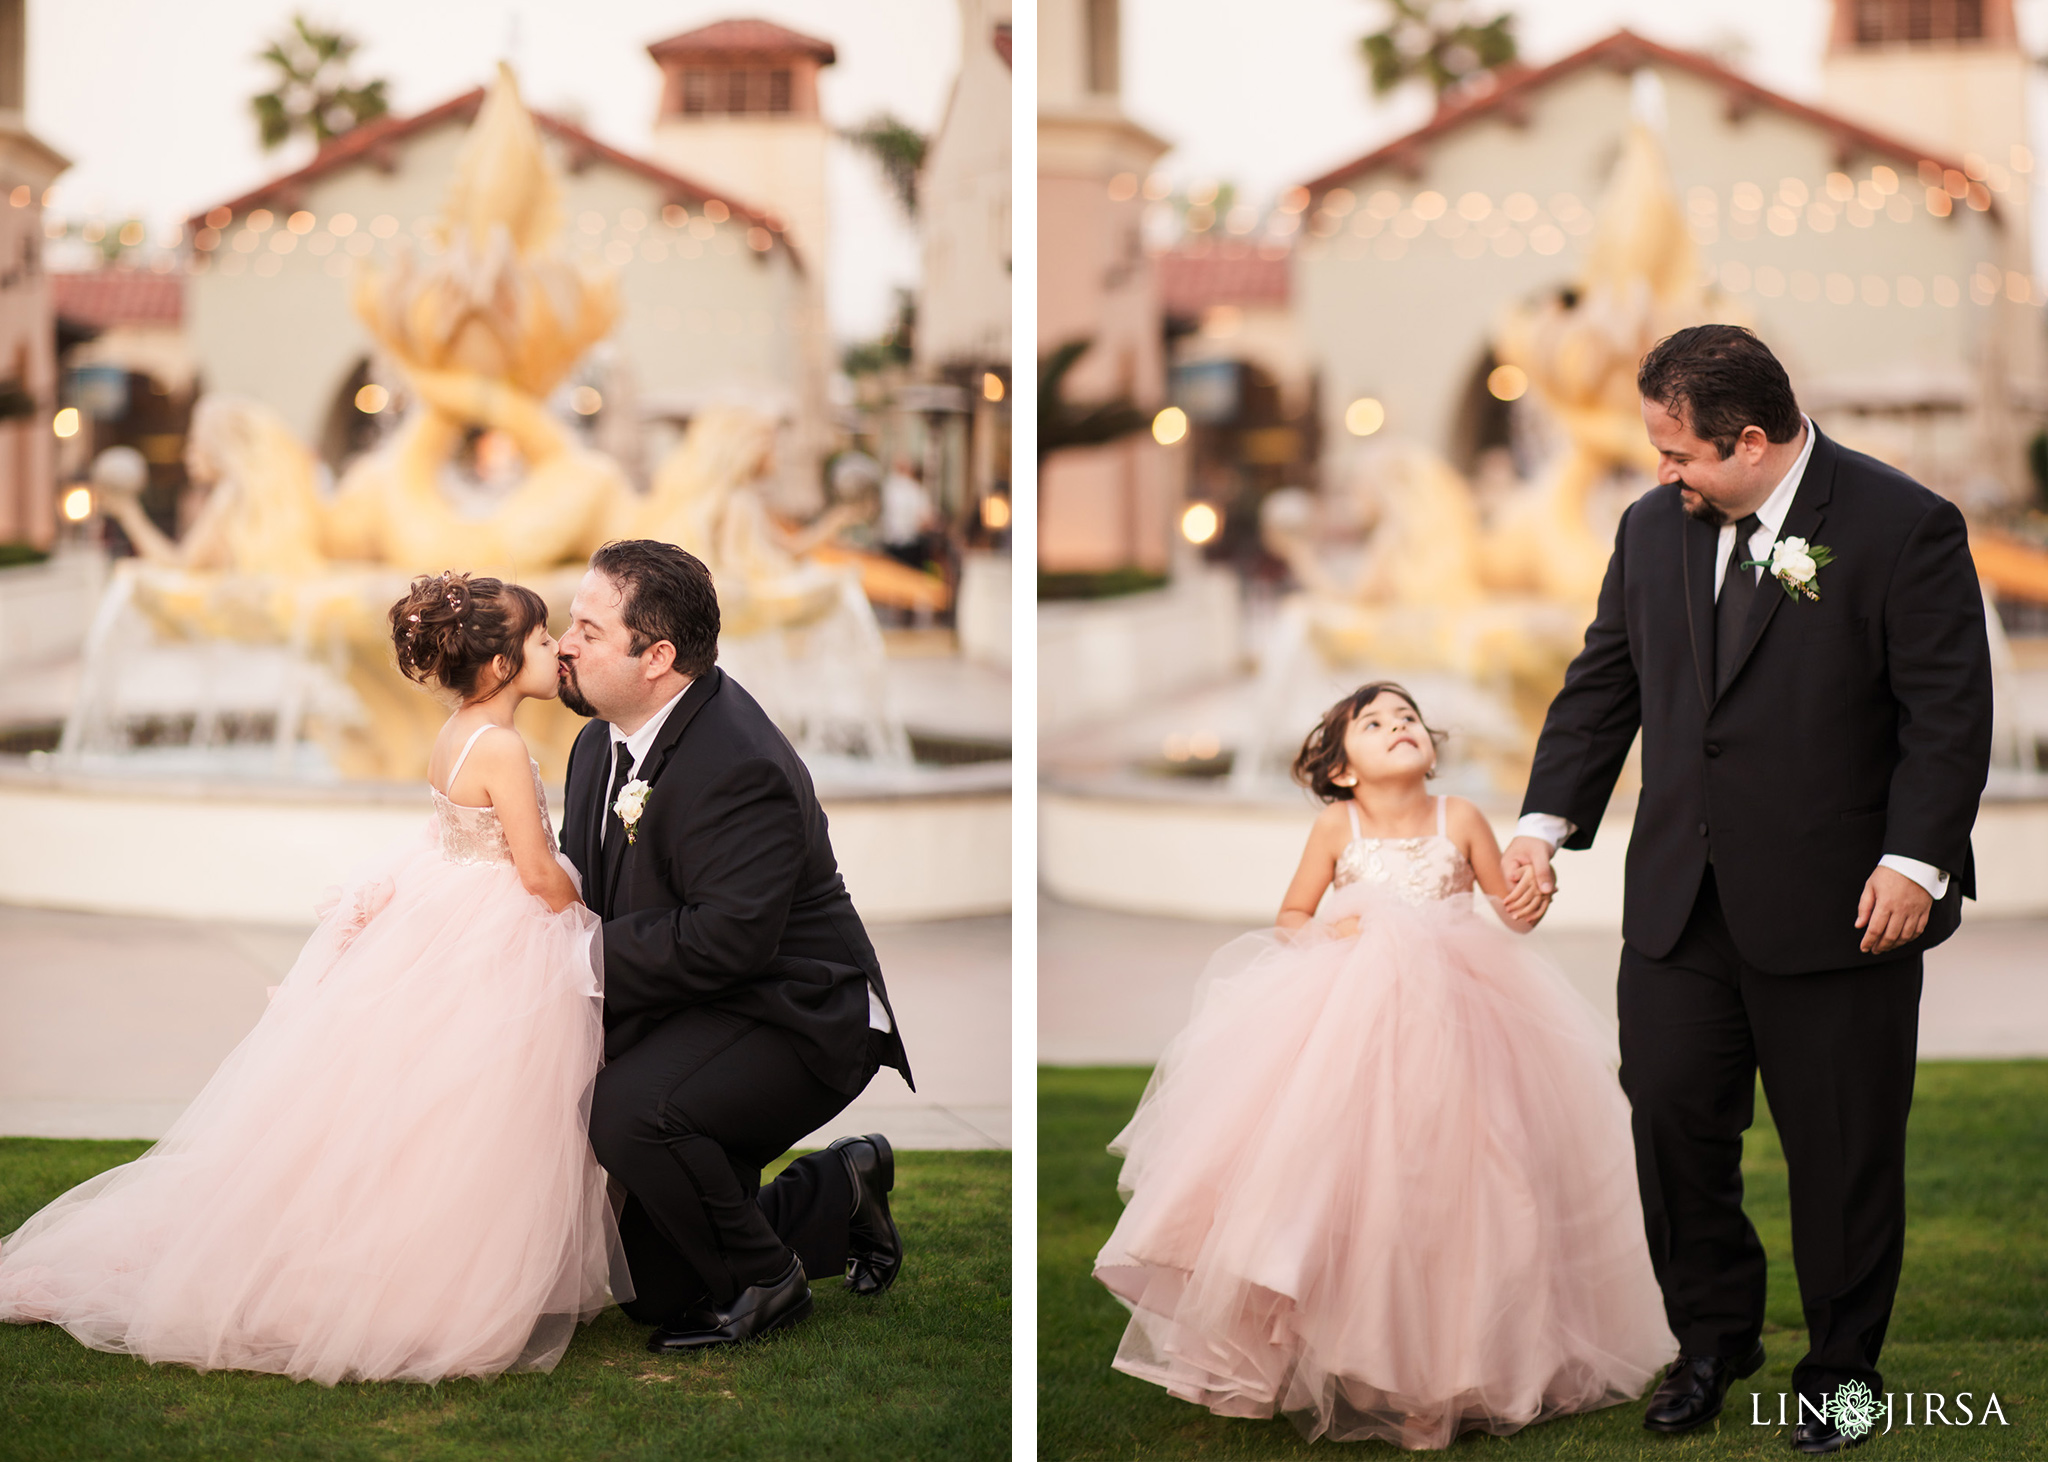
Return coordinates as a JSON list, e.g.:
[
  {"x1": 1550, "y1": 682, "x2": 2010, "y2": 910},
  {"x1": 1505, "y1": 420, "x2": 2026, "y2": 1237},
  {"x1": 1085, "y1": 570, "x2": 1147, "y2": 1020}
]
[
  {"x1": 1680, "y1": 488, "x2": 1729, "y2": 527},
  {"x1": 557, "y1": 660, "x2": 596, "y2": 718}
]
